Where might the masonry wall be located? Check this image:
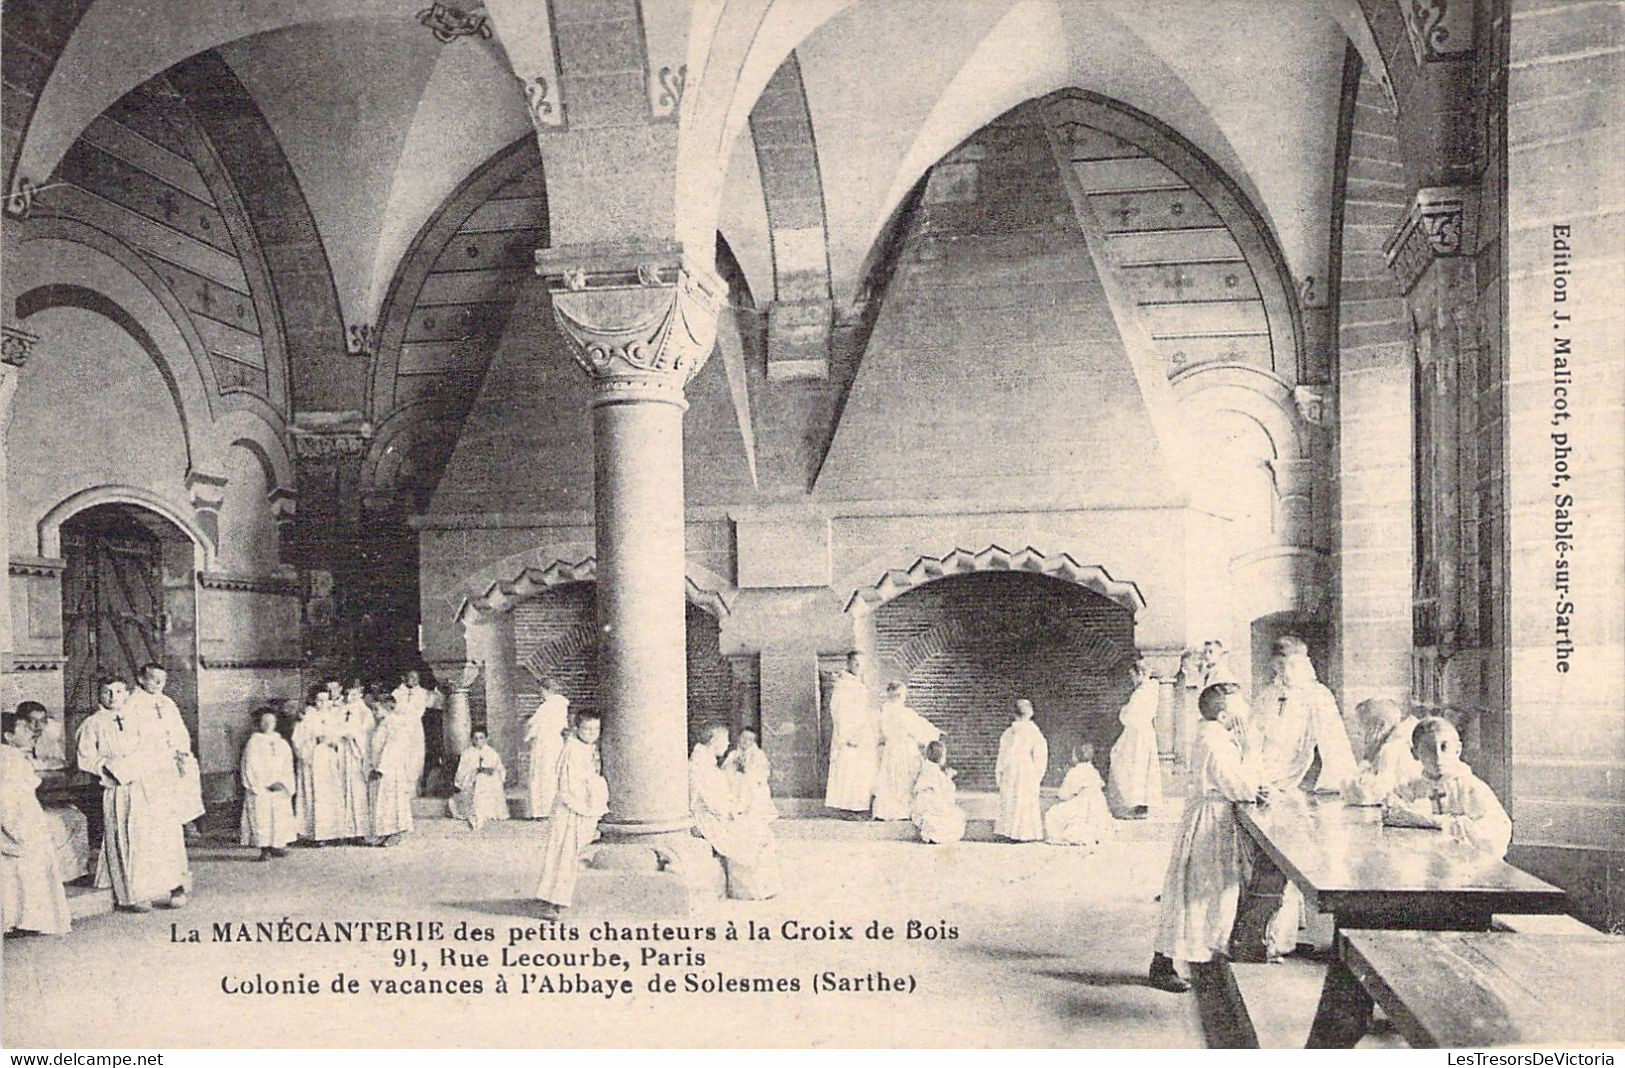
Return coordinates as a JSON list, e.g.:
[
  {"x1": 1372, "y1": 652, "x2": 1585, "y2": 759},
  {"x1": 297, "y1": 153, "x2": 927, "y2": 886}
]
[{"x1": 1503, "y1": 0, "x2": 1625, "y2": 928}]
